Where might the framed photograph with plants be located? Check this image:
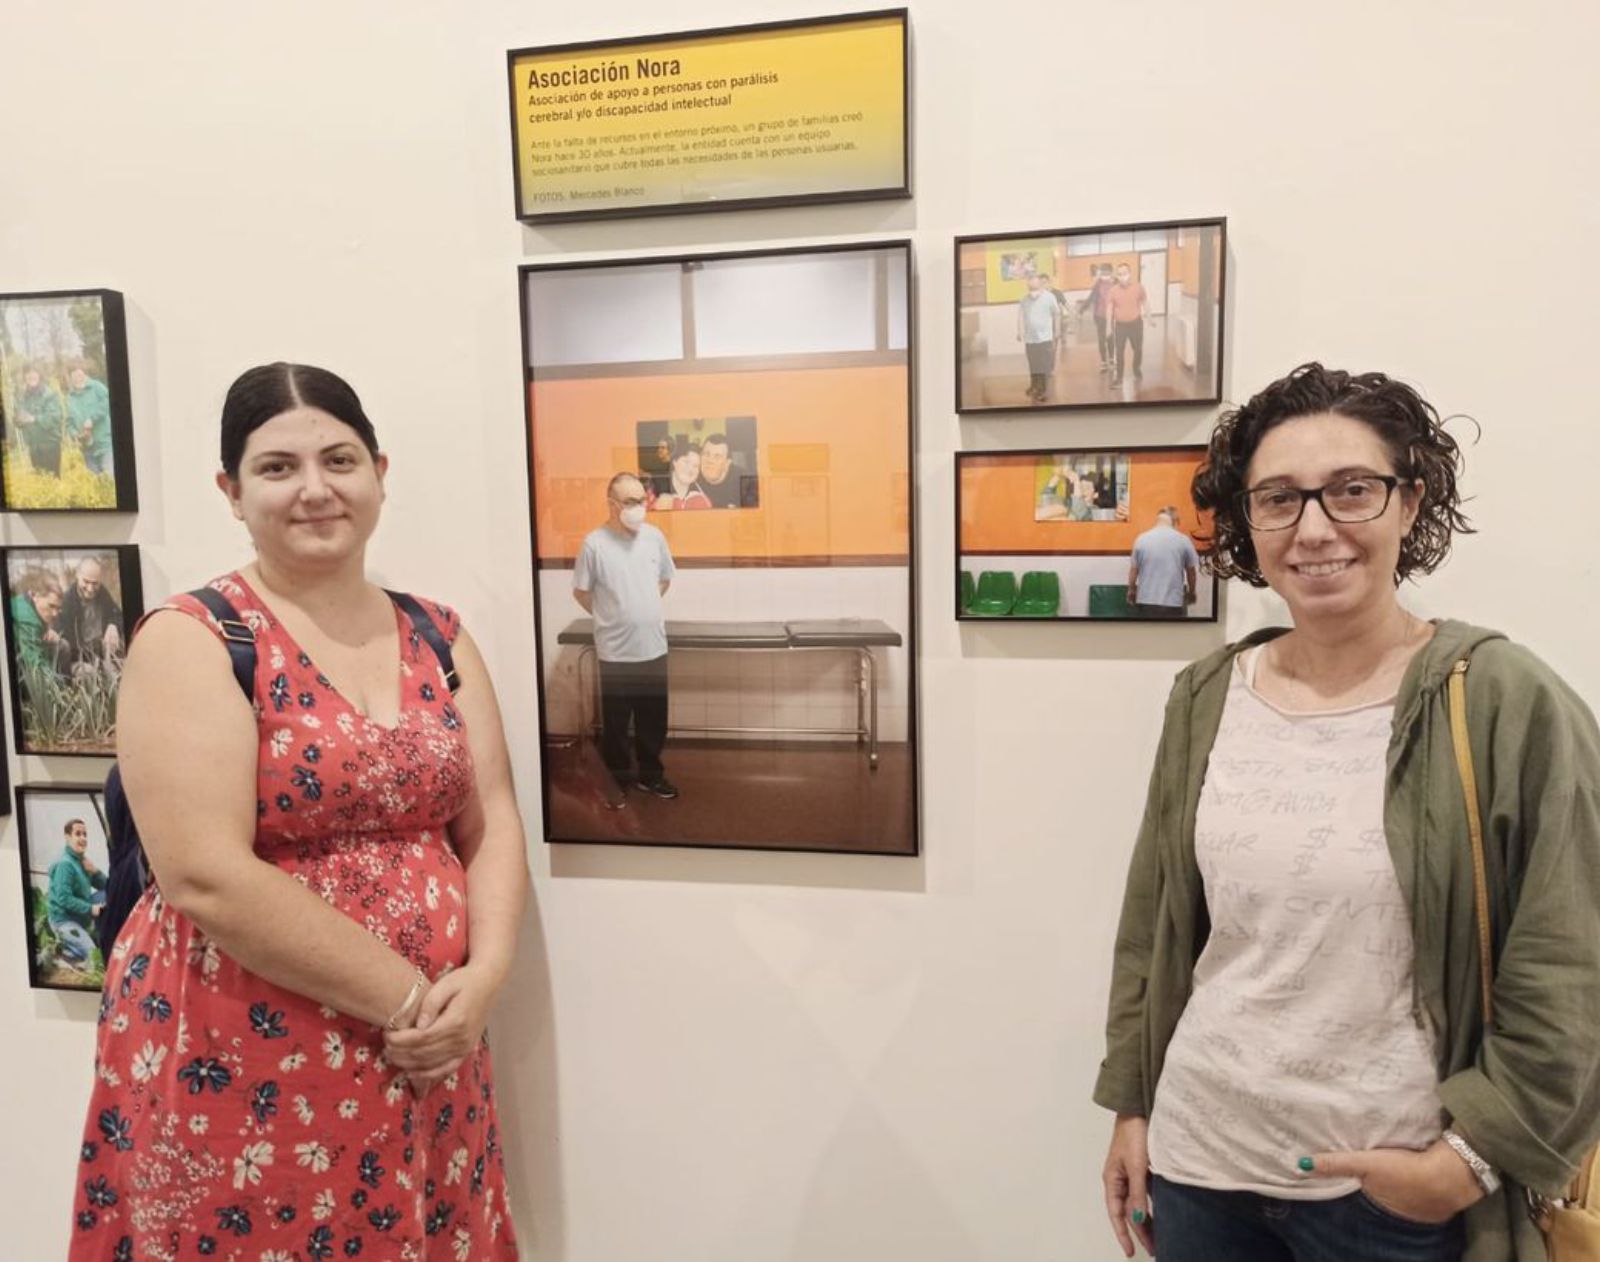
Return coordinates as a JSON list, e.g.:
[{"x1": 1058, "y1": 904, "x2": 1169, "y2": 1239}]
[
  {"x1": 0, "y1": 288, "x2": 138, "y2": 511},
  {"x1": 15, "y1": 783, "x2": 111, "y2": 992},
  {"x1": 0, "y1": 545, "x2": 142, "y2": 754}
]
